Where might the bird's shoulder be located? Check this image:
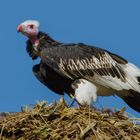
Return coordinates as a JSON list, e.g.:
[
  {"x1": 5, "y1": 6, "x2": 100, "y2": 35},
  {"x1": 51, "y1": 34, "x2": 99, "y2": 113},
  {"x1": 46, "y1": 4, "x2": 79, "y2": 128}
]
[
  {"x1": 41, "y1": 42, "x2": 128, "y2": 65},
  {"x1": 41, "y1": 43, "x2": 106, "y2": 60}
]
